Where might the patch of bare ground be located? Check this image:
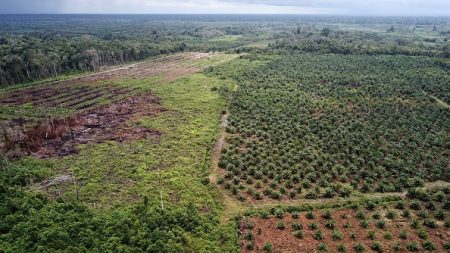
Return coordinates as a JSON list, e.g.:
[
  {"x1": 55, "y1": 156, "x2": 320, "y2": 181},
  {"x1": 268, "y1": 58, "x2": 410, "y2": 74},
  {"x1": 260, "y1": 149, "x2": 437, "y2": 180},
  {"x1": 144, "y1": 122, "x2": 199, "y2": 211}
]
[{"x1": 2, "y1": 92, "x2": 164, "y2": 158}]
